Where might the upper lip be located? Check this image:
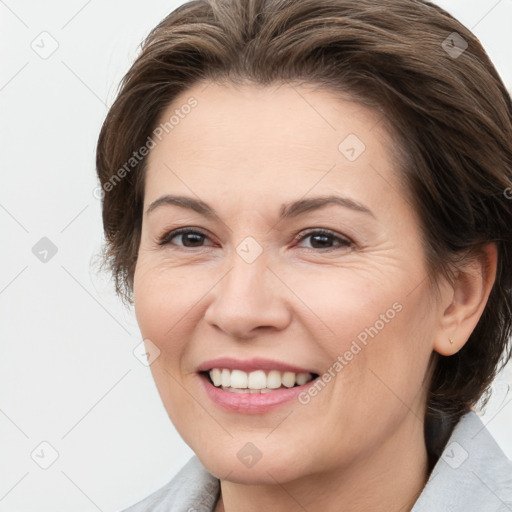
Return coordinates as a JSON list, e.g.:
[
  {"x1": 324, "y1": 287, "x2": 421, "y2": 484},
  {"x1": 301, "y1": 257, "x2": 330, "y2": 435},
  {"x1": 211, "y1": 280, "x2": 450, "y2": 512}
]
[{"x1": 196, "y1": 357, "x2": 319, "y2": 375}]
